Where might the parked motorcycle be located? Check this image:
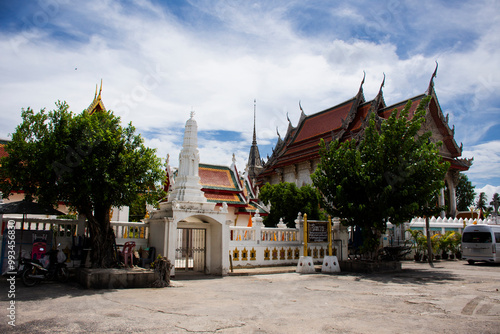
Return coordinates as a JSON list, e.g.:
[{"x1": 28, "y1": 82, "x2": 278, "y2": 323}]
[{"x1": 21, "y1": 244, "x2": 69, "y2": 287}]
